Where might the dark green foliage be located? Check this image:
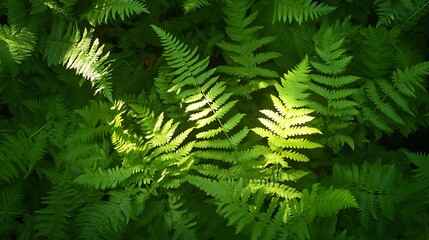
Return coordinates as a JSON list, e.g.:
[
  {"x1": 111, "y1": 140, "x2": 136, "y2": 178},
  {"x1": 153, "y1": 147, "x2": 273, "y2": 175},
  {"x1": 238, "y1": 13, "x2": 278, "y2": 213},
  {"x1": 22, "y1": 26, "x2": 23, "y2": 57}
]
[
  {"x1": 0, "y1": 0, "x2": 428, "y2": 239},
  {"x1": 374, "y1": 0, "x2": 429, "y2": 28},
  {"x1": 216, "y1": 0, "x2": 281, "y2": 97}
]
